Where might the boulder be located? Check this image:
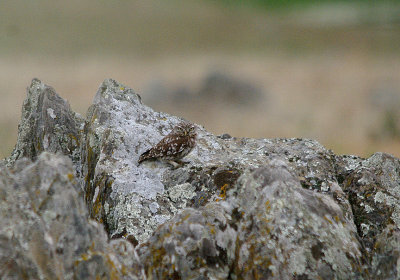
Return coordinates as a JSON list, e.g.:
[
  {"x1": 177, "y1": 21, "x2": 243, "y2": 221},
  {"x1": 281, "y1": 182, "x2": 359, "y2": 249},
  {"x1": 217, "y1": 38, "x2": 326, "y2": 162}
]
[
  {"x1": 139, "y1": 161, "x2": 365, "y2": 279},
  {"x1": 3, "y1": 78, "x2": 400, "y2": 279},
  {"x1": 143, "y1": 70, "x2": 264, "y2": 107},
  {"x1": 6, "y1": 78, "x2": 84, "y2": 172},
  {"x1": 0, "y1": 152, "x2": 143, "y2": 280},
  {"x1": 198, "y1": 70, "x2": 263, "y2": 105},
  {"x1": 81, "y1": 79, "x2": 346, "y2": 246},
  {"x1": 342, "y1": 153, "x2": 400, "y2": 253}
]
